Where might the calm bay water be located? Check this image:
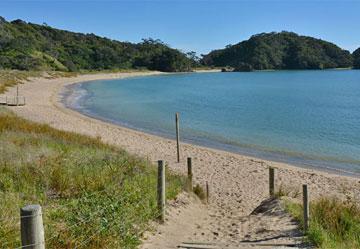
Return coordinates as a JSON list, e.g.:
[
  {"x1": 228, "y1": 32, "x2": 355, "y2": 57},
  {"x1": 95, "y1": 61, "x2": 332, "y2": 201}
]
[{"x1": 66, "y1": 71, "x2": 360, "y2": 175}]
